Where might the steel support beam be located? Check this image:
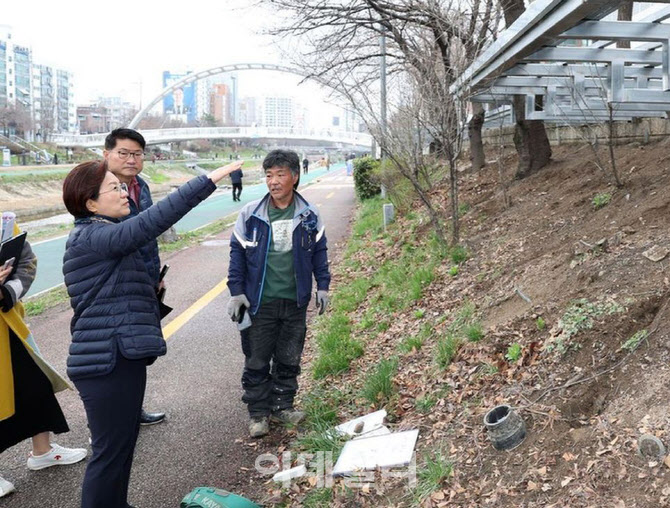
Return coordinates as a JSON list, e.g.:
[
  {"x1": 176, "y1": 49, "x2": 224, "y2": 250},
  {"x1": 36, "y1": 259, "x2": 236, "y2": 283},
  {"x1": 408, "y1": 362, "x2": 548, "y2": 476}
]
[
  {"x1": 526, "y1": 47, "x2": 663, "y2": 65},
  {"x1": 560, "y1": 21, "x2": 670, "y2": 41}
]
